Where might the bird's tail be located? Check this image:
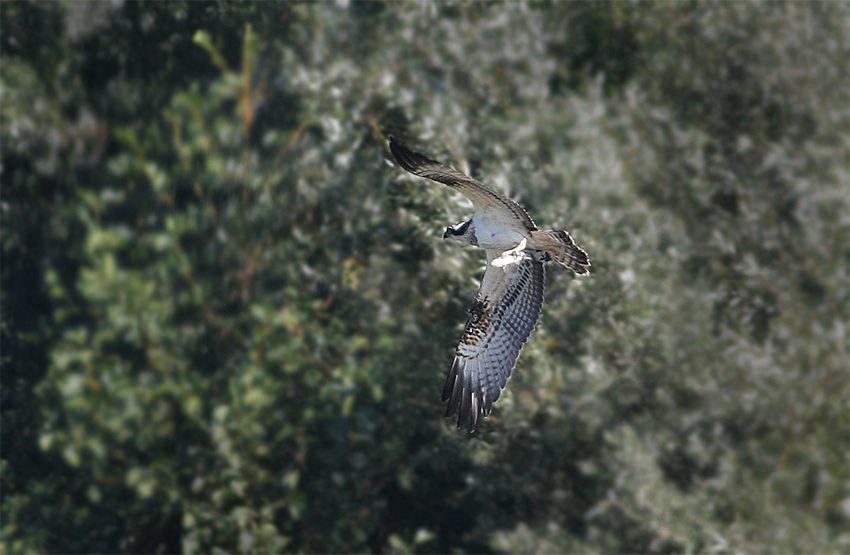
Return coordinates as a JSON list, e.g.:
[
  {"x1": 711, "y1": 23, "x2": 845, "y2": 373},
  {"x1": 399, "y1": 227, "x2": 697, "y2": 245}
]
[{"x1": 531, "y1": 230, "x2": 590, "y2": 275}]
